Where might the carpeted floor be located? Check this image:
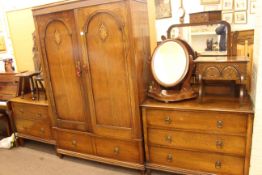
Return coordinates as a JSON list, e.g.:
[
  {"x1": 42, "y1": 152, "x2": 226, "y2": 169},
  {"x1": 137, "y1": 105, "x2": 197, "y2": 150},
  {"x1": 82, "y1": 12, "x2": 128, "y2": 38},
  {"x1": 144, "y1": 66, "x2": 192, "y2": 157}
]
[{"x1": 0, "y1": 140, "x2": 167, "y2": 175}]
